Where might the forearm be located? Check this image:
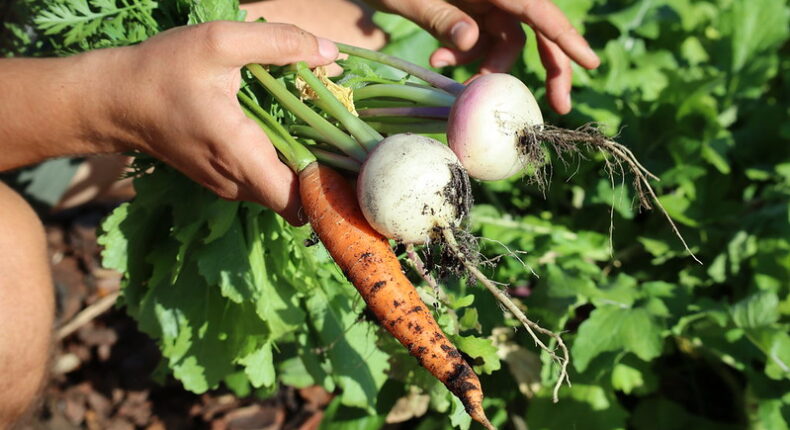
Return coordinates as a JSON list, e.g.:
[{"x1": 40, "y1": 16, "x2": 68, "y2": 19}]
[{"x1": 0, "y1": 49, "x2": 131, "y2": 172}]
